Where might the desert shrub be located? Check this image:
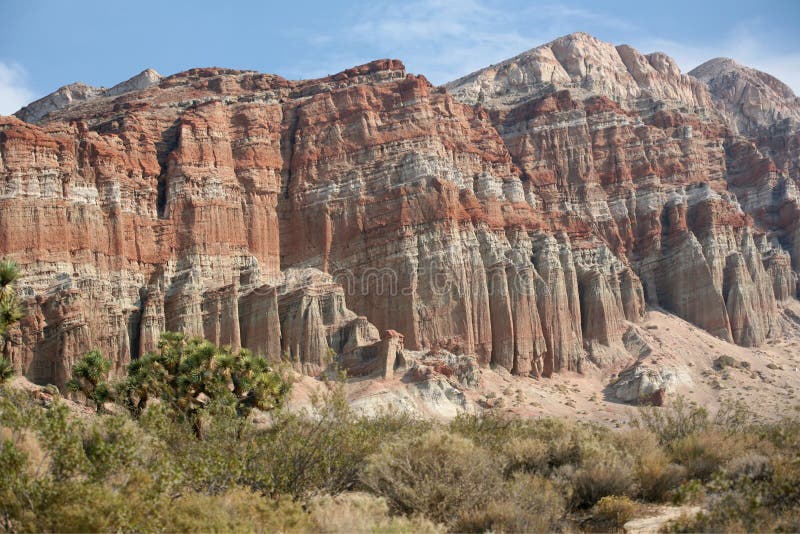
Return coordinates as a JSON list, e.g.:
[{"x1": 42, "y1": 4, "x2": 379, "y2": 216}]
[
  {"x1": 455, "y1": 473, "x2": 565, "y2": 533},
  {"x1": 500, "y1": 436, "x2": 550, "y2": 475},
  {"x1": 449, "y1": 412, "x2": 570, "y2": 451},
  {"x1": 361, "y1": 430, "x2": 501, "y2": 526},
  {"x1": 724, "y1": 452, "x2": 773, "y2": 483},
  {"x1": 118, "y1": 332, "x2": 290, "y2": 433},
  {"x1": 0, "y1": 357, "x2": 14, "y2": 385},
  {"x1": 161, "y1": 489, "x2": 311, "y2": 533},
  {"x1": 244, "y1": 388, "x2": 429, "y2": 499},
  {"x1": 0, "y1": 259, "x2": 23, "y2": 338},
  {"x1": 756, "y1": 416, "x2": 800, "y2": 450},
  {"x1": 0, "y1": 259, "x2": 22, "y2": 386},
  {"x1": 670, "y1": 429, "x2": 743, "y2": 481},
  {"x1": 713, "y1": 399, "x2": 752, "y2": 433},
  {"x1": 571, "y1": 446, "x2": 635, "y2": 508},
  {"x1": 670, "y1": 478, "x2": 705, "y2": 505},
  {"x1": 142, "y1": 400, "x2": 251, "y2": 495},
  {"x1": 713, "y1": 355, "x2": 738, "y2": 370},
  {"x1": 614, "y1": 428, "x2": 687, "y2": 501},
  {"x1": 593, "y1": 495, "x2": 638, "y2": 527},
  {"x1": 637, "y1": 450, "x2": 687, "y2": 502},
  {"x1": 26, "y1": 482, "x2": 312, "y2": 533},
  {"x1": 632, "y1": 395, "x2": 709, "y2": 446},
  {"x1": 451, "y1": 413, "x2": 619, "y2": 478},
  {"x1": 309, "y1": 492, "x2": 443, "y2": 533},
  {"x1": 668, "y1": 453, "x2": 800, "y2": 533},
  {"x1": 448, "y1": 411, "x2": 528, "y2": 450}
]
